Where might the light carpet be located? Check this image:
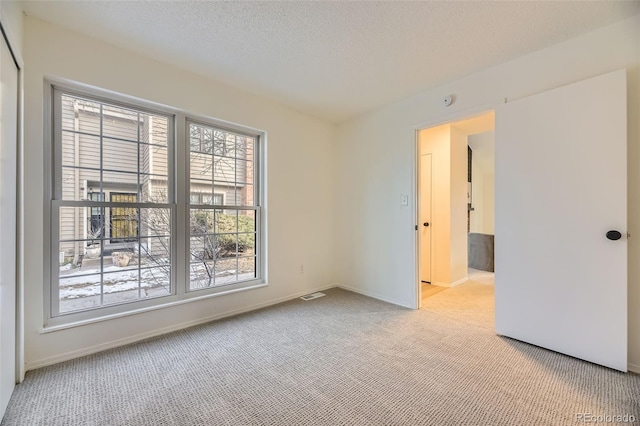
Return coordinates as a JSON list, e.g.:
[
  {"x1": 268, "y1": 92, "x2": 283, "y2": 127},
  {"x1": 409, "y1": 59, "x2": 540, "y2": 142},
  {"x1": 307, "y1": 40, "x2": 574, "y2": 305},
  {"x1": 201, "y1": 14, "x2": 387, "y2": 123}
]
[{"x1": 2, "y1": 284, "x2": 639, "y2": 425}]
